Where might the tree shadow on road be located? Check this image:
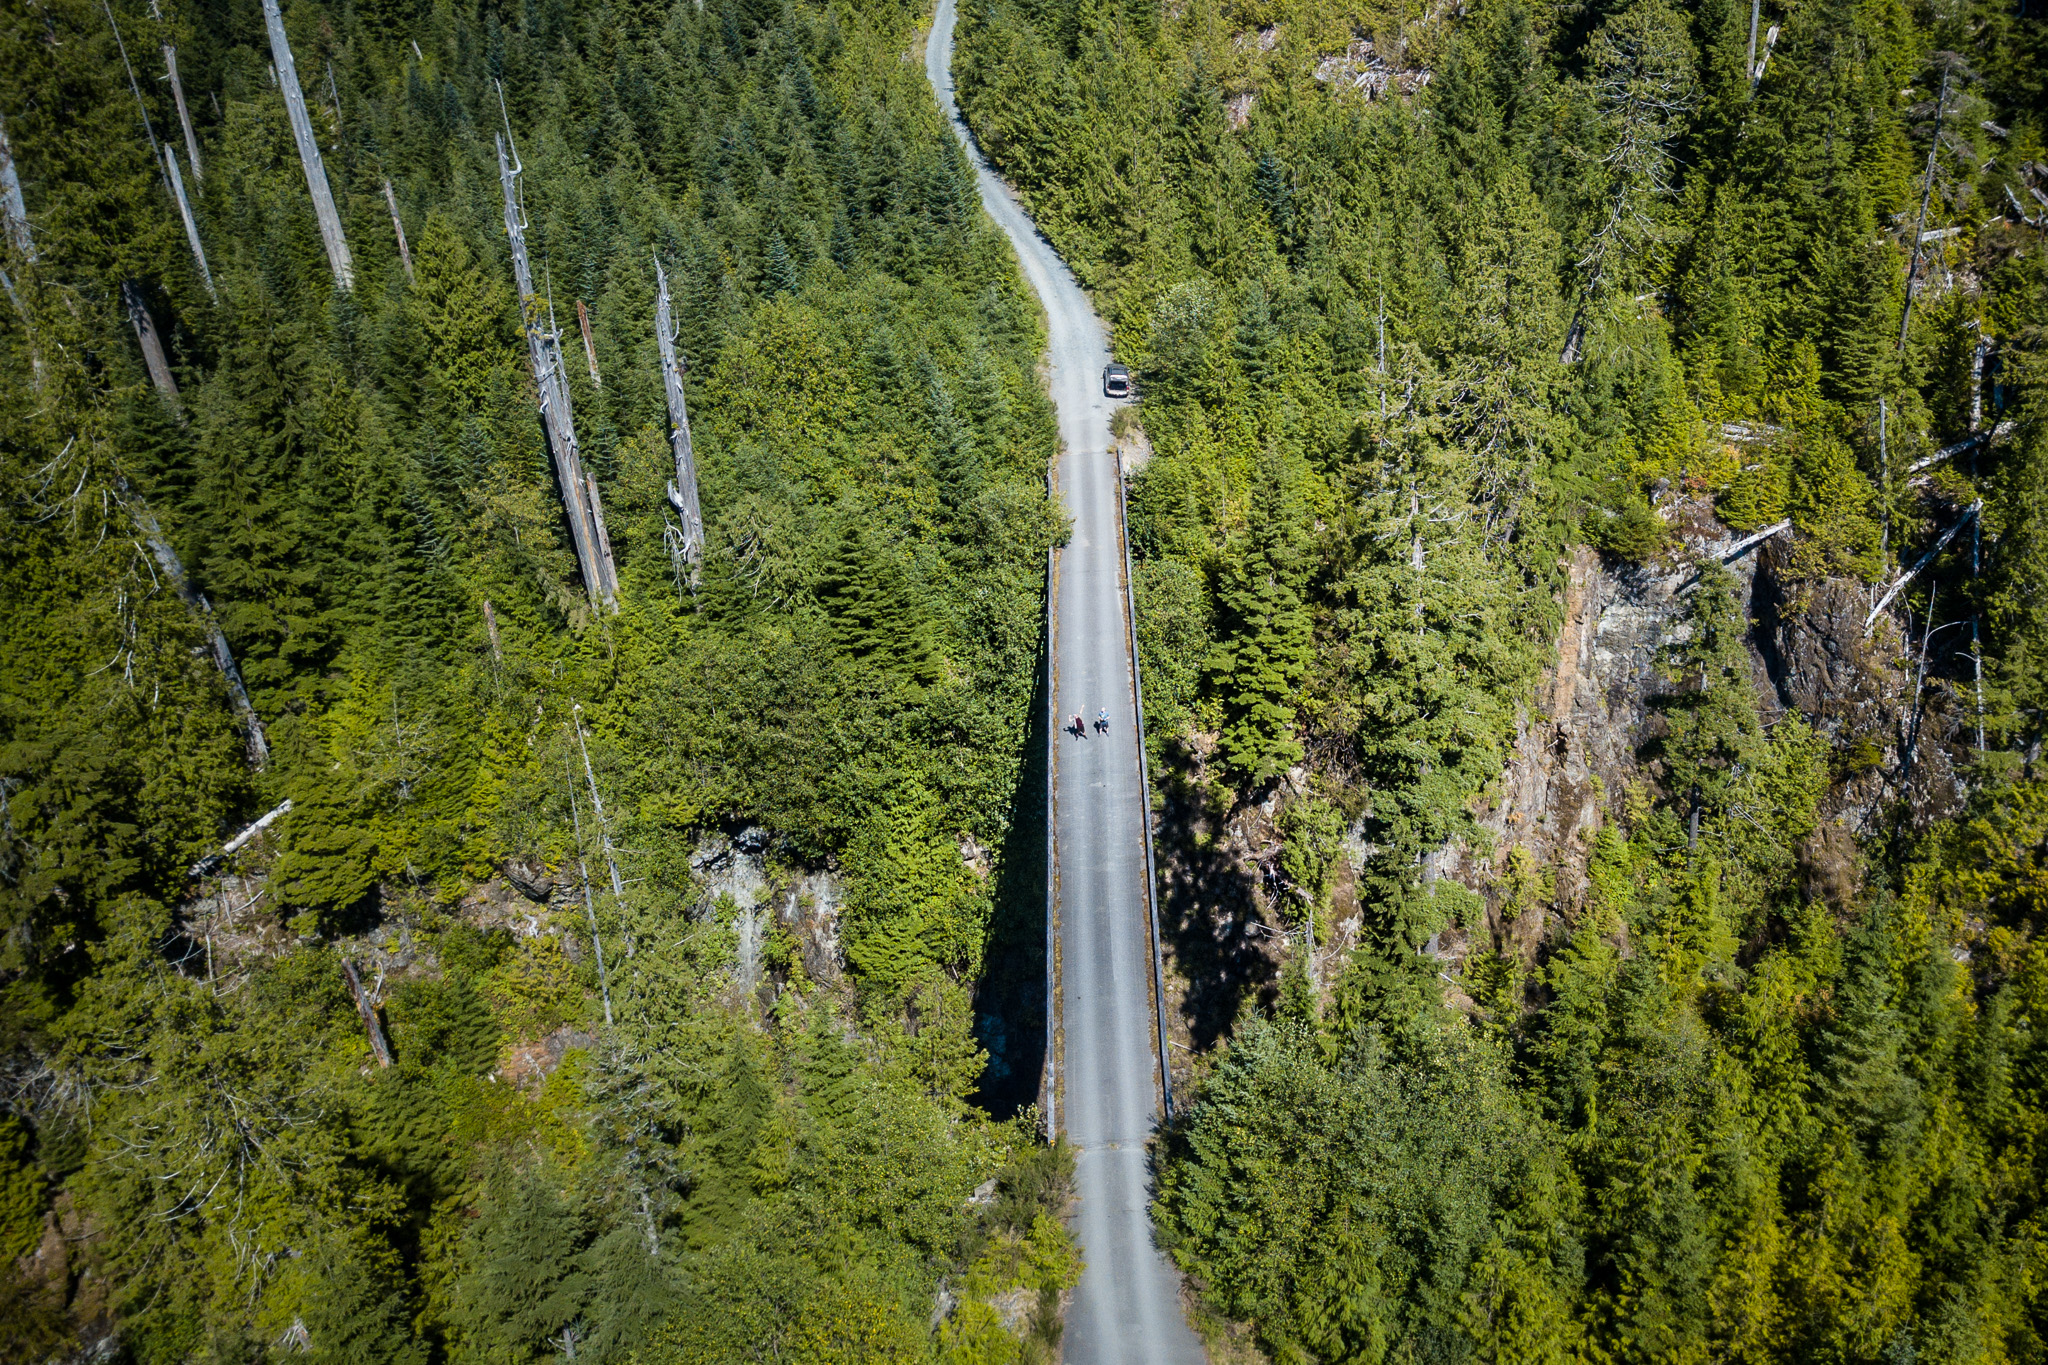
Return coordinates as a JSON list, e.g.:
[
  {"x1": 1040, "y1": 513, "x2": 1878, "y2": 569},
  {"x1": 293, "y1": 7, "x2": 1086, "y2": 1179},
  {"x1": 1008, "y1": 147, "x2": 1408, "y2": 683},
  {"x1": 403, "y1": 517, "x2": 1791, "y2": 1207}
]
[
  {"x1": 1152, "y1": 763, "x2": 1275, "y2": 1056},
  {"x1": 974, "y1": 631, "x2": 1050, "y2": 1121}
]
